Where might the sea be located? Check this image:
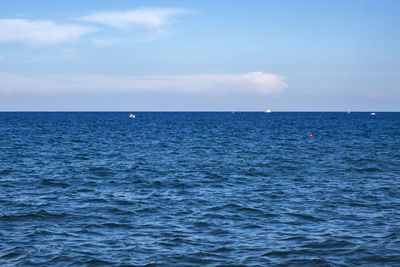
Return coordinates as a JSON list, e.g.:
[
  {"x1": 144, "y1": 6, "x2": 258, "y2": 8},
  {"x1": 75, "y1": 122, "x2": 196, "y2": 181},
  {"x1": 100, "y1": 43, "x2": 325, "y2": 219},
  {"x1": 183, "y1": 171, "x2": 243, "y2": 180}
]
[{"x1": 0, "y1": 112, "x2": 399, "y2": 266}]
